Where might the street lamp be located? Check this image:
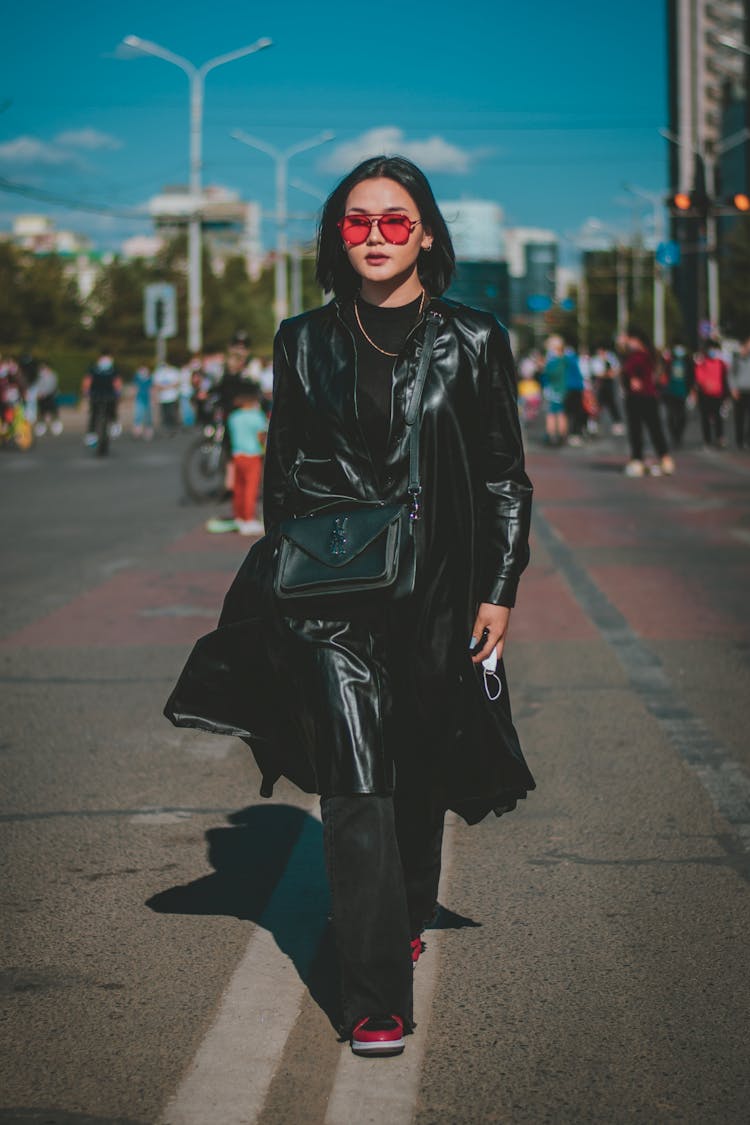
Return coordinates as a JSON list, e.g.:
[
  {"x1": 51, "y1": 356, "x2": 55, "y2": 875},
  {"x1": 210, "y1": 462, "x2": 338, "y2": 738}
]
[
  {"x1": 231, "y1": 130, "x2": 334, "y2": 327},
  {"x1": 623, "y1": 185, "x2": 668, "y2": 349},
  {"x1": 120, "y1": 34, "x2": 272, "y2": 353}
]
